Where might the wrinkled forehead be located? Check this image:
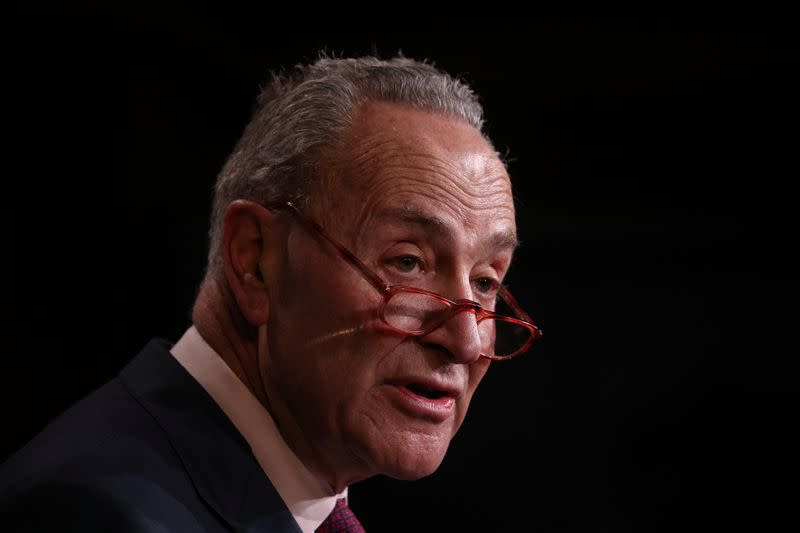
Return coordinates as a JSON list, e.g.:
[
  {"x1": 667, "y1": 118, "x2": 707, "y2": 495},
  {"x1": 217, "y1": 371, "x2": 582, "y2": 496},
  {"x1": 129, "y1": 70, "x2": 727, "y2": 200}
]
[{"x1": 309, "y1": 101, "x2": 515, "y2": 240}]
